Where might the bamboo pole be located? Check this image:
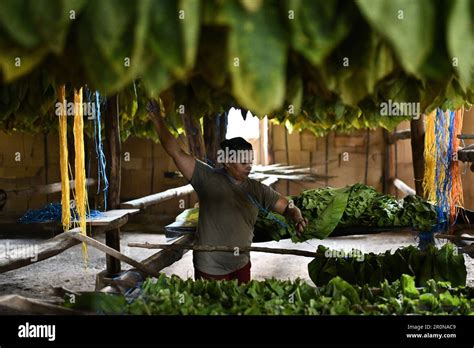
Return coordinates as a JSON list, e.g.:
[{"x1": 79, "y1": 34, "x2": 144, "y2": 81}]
[
  {"x1": 69, "y1": 231, "x2": 161, "y2": 278},
  {"x1": 120, "y1": 184, "x2": 195, "y2": 209},
  {"x1": 128, "y1": 243, "x2": 318, "y2": 258}
]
